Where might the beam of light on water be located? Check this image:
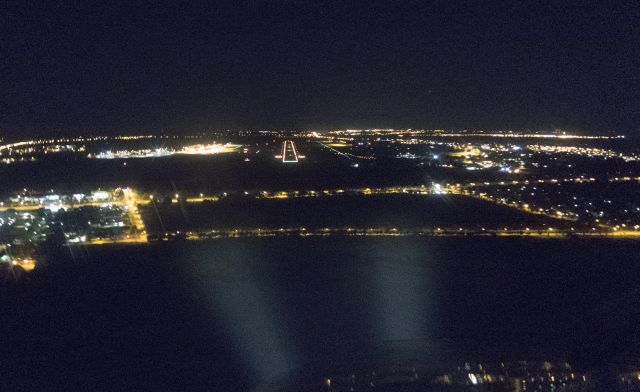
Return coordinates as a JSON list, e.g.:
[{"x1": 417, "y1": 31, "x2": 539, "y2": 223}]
[
  {"x1": 367, "y1": 241, "x2": 433, "y2": 349},
  {"x1": 186, "y1": 244, "x2": 297, "y2": 383}
]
